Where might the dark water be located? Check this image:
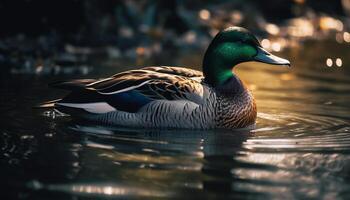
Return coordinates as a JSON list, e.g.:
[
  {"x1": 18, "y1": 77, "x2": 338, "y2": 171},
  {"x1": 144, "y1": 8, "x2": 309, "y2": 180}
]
[{"x1": 1, "y1": 41, "x2": 350, "y2": 199}]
